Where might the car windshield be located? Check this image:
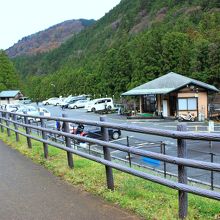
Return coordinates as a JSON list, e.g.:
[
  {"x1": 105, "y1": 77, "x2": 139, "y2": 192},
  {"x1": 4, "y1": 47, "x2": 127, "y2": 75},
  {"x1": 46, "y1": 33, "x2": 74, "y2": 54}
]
[
  {"x1": 63, "y1": 95, "x2": 73, "y2": 102},
  {"x1": 19, "y1": 97, "x2": 29, "y2": 100},
  {"x1": 39, "y1": 108, "x2": 49, "y2": 113}
]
